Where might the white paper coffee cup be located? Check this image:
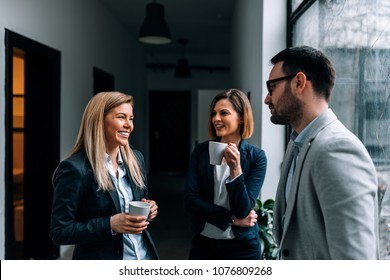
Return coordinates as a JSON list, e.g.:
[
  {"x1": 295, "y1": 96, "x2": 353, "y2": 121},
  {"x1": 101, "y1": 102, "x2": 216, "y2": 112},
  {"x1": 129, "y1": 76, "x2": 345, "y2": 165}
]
[
  {"x1": 209, "y1": 141, "x2": 228, "y2": 165},
  {"x1": 129, "y1": 201, "x2": 150, "y2": 217}
]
